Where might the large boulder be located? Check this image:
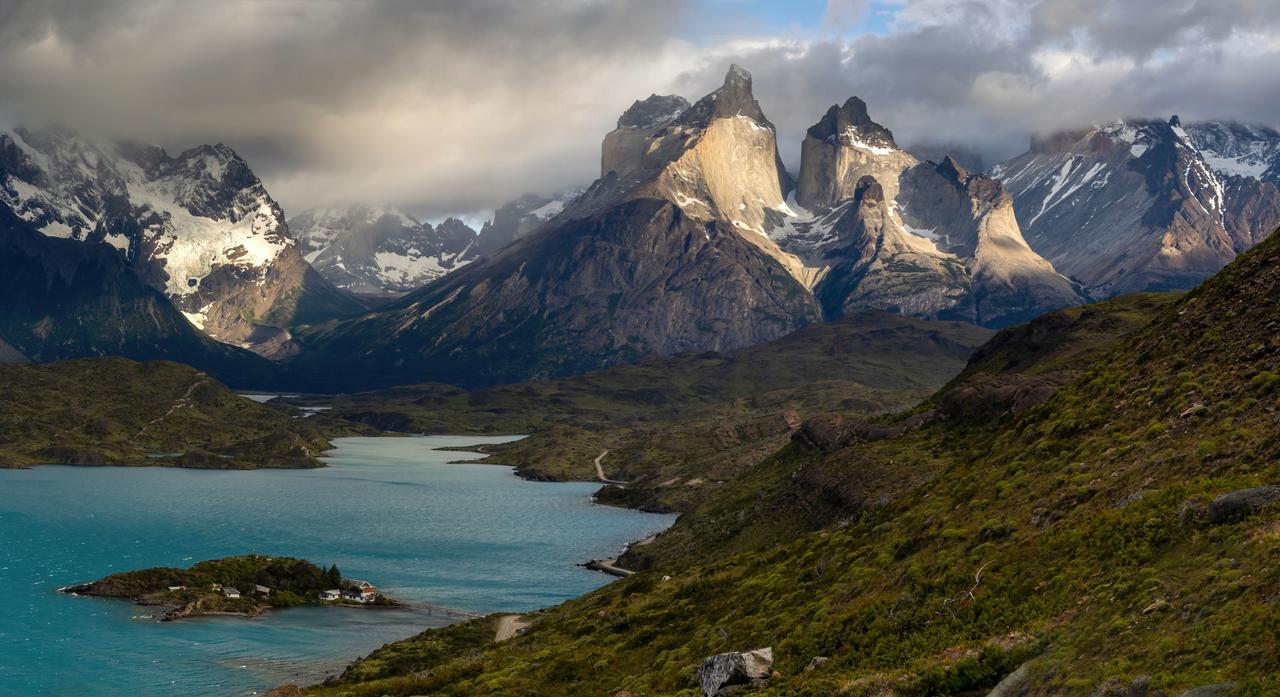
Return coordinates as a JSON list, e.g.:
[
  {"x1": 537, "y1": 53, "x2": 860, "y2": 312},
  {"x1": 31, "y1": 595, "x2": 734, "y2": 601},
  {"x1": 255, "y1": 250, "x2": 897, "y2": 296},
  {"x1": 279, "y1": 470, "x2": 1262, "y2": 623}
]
[
  {"x1": 1208, "y1": 486, "x2": 1280, "y2": 524},
  {"x1": 986, "y1": 663, "x2": 1032, "y2": 697},
  {"x1": 697, "y1": 647, "x2": 773, "y2": 697}
]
